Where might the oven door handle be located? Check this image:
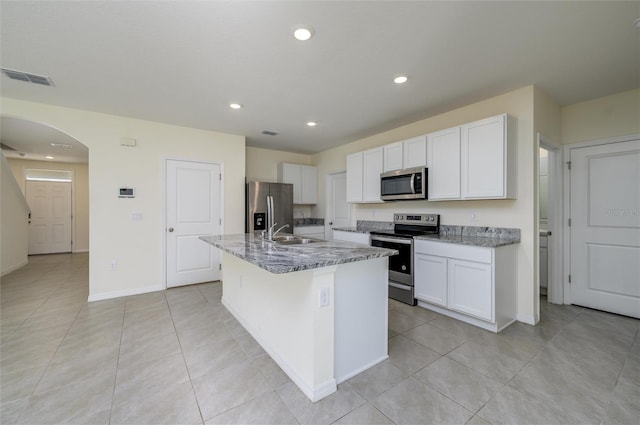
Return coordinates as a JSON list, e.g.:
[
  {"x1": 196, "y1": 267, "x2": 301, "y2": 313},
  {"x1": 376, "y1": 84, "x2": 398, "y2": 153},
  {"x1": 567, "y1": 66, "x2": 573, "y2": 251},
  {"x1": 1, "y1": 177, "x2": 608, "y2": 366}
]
[
  {"x1": 371, "y1": 236, "x2": 412, "y2": 245},
  {"x1": 409, "y1": 173, "x2": 416, "y2": 194}
]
